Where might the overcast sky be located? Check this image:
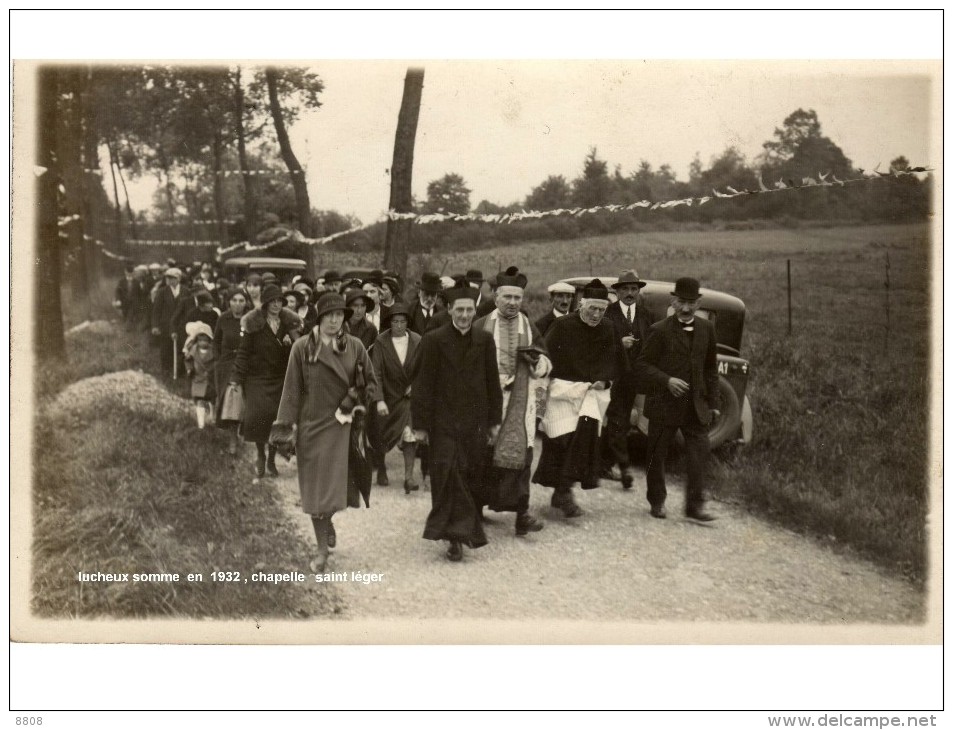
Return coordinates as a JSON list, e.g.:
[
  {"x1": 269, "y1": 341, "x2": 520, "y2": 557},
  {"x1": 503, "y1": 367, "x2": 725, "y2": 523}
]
[
  {"x1": 11, "y1": 11, "x2": 941, "y2": 226},
  {"x1": 289, "y1": 59, "x2": 936, "y2": 223}
]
